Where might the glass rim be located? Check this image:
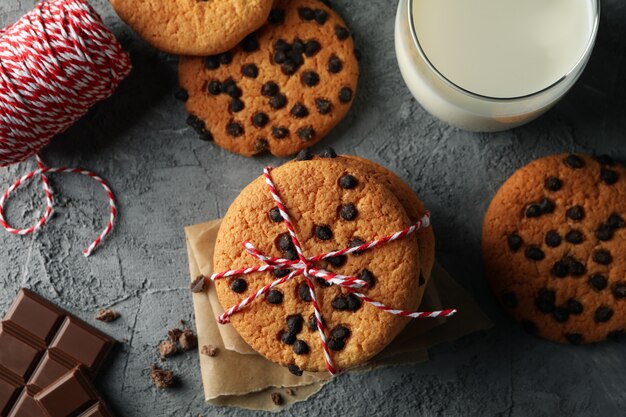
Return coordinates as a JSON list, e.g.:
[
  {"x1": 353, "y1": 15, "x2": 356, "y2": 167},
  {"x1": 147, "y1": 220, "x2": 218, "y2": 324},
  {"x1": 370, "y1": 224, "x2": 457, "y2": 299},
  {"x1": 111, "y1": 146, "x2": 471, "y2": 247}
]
[{"x1": 407, "y1": 0, "x2": 601, "y2": 102}]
